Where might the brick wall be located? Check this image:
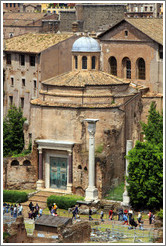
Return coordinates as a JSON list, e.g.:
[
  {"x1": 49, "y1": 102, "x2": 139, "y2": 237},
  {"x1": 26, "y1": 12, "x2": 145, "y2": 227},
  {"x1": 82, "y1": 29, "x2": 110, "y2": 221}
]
[{"x1": 59, "y1": 11, "x2": 76, "y2": 32}]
